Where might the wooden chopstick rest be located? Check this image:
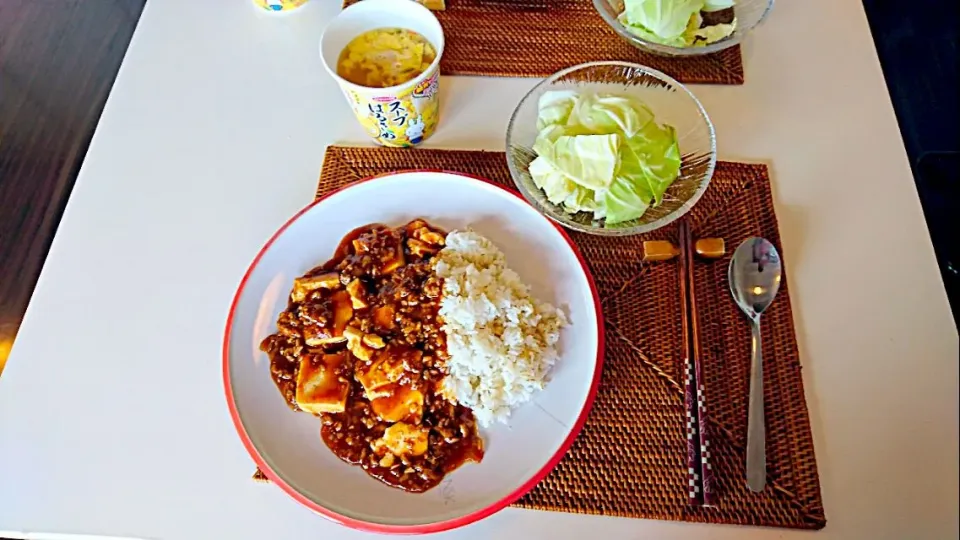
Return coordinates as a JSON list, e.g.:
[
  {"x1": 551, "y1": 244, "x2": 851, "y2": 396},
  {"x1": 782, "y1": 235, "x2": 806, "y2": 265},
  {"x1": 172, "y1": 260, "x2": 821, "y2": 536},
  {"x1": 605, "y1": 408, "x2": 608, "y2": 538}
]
[
  {"x1": 642, "y1": 238, "x2": 725, "y2": 262},
  {"x1": 641, "y1": 240, "x2": 681, "y2": 261},
  {"x1": 415, "y1": 0, "x2": 446, "y2": 10},
  {"x1": 694, "y1": 238, "x2": 725, "y2": 259}
]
